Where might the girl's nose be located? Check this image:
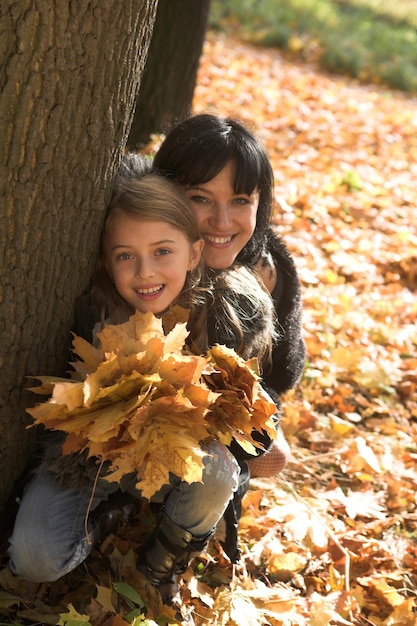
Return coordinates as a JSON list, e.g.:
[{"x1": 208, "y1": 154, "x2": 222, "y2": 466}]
[{"x1": 135, "y1": 258, "x2": 155, "y2": 278}]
